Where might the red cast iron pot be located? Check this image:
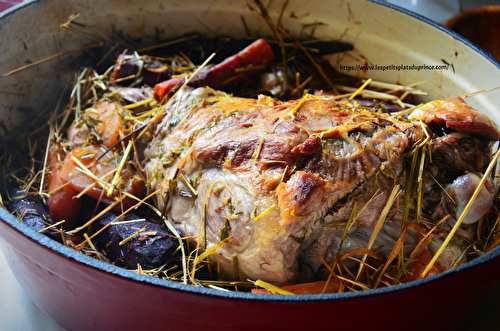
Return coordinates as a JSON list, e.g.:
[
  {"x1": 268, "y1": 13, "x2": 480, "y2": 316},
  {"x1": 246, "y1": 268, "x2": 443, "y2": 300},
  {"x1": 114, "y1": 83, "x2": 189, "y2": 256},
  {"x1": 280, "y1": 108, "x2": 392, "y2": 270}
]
[{"x1": 1, "y1": 0, "x2": 500, "y2": 330}]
